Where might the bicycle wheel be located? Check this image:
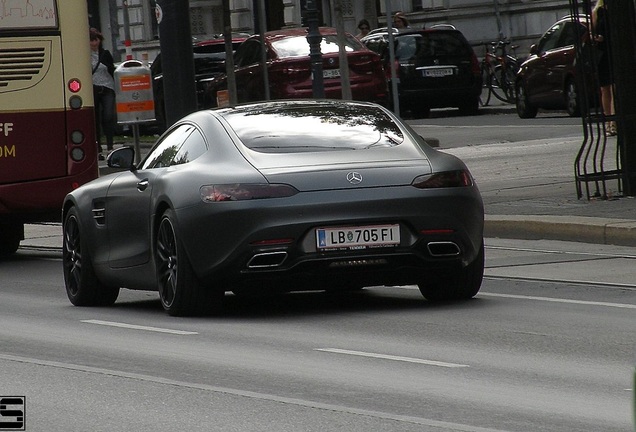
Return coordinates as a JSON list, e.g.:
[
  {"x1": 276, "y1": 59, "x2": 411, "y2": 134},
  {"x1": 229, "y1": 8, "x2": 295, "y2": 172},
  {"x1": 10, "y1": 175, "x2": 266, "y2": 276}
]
[
  {"x1": 490, "y1": 65, "x2": 516, "y2": 104},
  {"x1": 480, "y1": 63, "x2": 492, "y2": 106}
]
